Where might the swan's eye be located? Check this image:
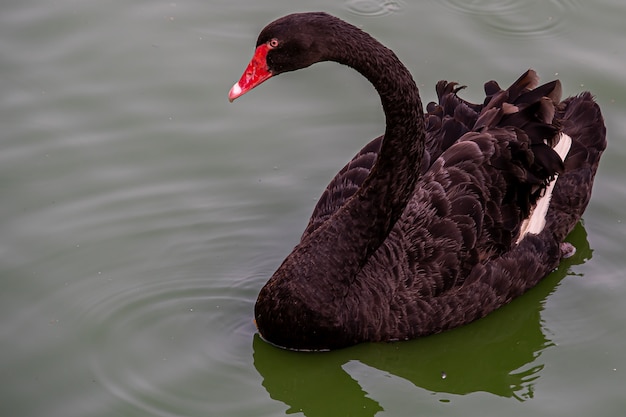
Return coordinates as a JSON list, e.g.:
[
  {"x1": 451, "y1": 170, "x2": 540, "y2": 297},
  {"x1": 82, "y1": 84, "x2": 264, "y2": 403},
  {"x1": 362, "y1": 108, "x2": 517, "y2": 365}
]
[{"x1": 268, "y1": 38, "x2": 279, "y2": 49}]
